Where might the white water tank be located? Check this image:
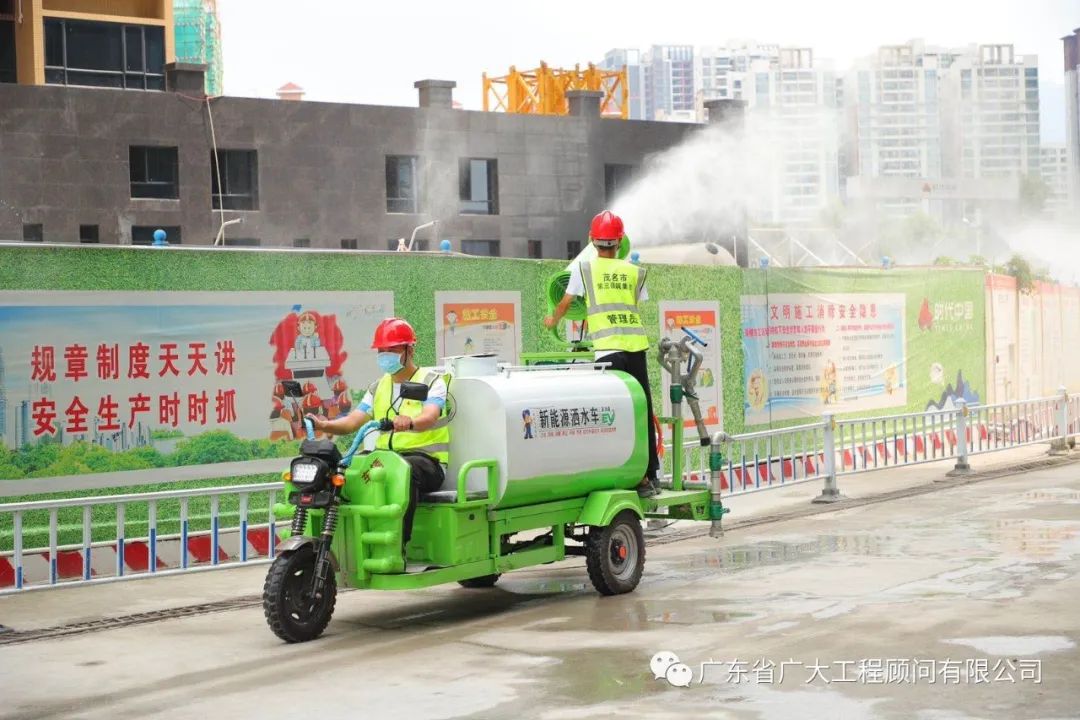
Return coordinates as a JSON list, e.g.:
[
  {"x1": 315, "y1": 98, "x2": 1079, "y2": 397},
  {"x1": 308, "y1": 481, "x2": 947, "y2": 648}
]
[{"x1": 443, "y1": 366, "x2": 648, "y2": 508}]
